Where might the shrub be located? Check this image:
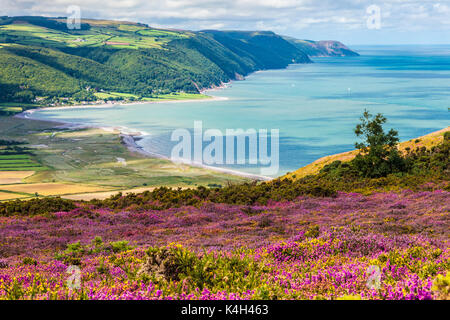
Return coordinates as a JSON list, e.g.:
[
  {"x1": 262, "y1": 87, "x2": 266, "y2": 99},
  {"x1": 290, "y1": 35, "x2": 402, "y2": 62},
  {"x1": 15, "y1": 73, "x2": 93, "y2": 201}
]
[
  {"x1": 54, "y1": 241, "x2": 85, "y2": 265},
  {"x1": 22, "y1": 257, "x2": 37, "y2": 266},
  {"x1": 336, "y1": 295, "x2": 362, "y2": 300},
  {"x1": 432, "y1": 273, "x2": 450, "y2": 300},
  {"x1": 109, "y1": 241, "x2": 132, "y2": 253},
  {"x1": 138, "y1": 245, "x2": 265, "y2": 292},
  {"x1": 0, "y1": 197, "x2": 76, "y2": 217},
  {"x1": 305, "y1": 225, "x2": 320, "y2": 238},
  {"x1": 91, "y1": 236, "x2": 104, "y2": 253}
]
